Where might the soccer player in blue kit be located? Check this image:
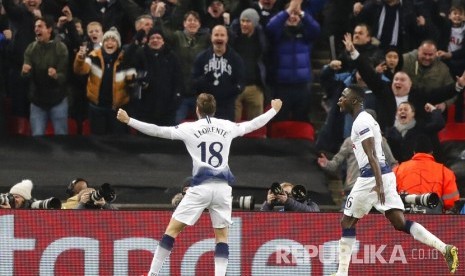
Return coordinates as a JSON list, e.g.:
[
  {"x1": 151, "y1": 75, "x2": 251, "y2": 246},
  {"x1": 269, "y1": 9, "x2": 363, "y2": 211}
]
[
  {"x1": 331, "y1": 84, "x2": 458, "y2": 276},
  {"x1": 117, "y1": 93, "x2": 282, "y2": 276}
]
